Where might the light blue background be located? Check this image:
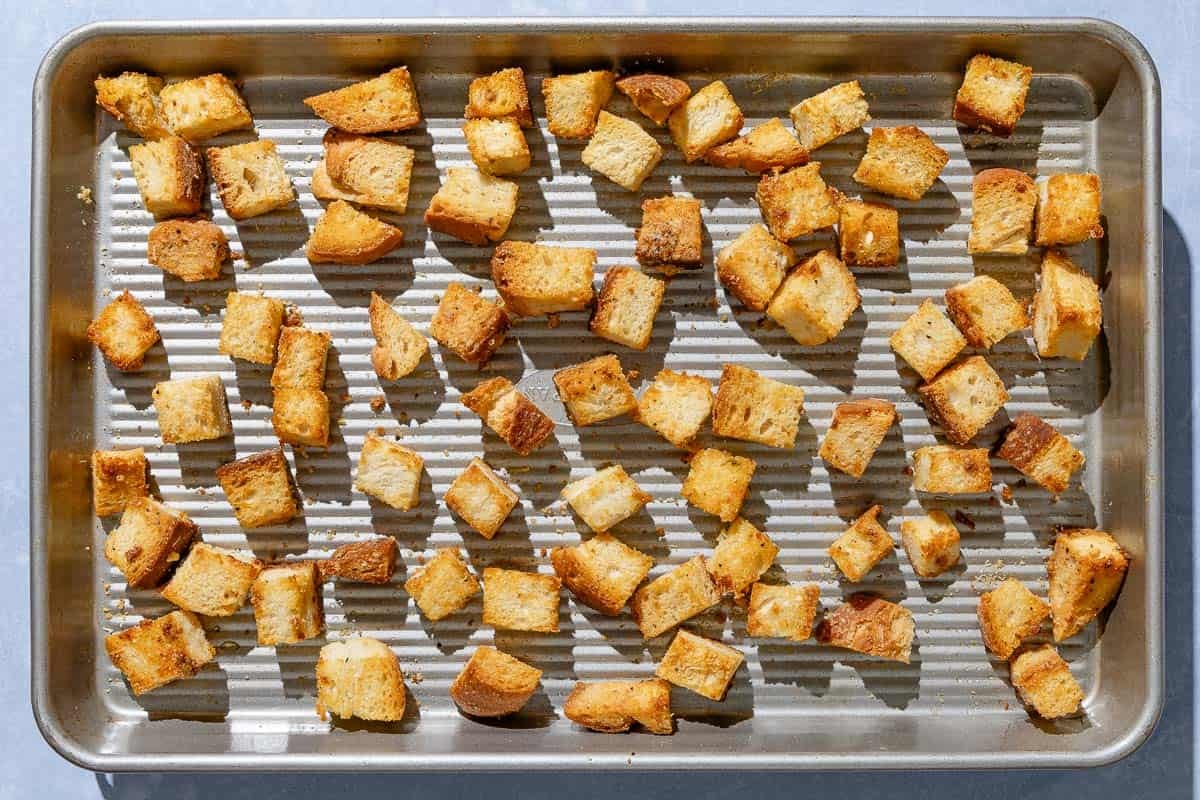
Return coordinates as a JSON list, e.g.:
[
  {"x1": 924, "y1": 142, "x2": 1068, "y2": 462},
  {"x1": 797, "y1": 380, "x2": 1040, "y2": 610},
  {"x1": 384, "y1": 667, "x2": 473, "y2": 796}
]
[{"x1": 7, "y1": 3, "x2": 1196, "y2": 797}]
